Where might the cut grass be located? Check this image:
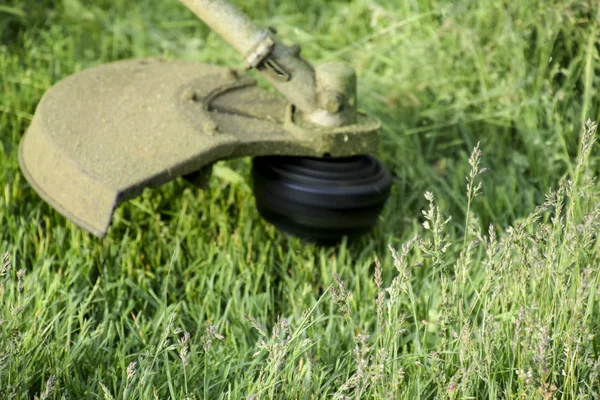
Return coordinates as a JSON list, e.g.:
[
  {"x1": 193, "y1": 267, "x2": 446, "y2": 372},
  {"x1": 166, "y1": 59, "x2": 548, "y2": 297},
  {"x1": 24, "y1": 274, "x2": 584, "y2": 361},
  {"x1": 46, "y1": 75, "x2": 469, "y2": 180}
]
[{"x1": 1, "y1": 0, "x2": 600, "y2": 398}]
